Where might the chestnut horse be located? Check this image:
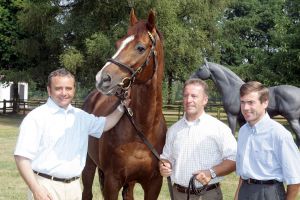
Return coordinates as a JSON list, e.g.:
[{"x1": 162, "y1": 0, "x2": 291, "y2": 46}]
[{"x1": 81, "y1": 9, "x2": 167, "y2": 200}]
